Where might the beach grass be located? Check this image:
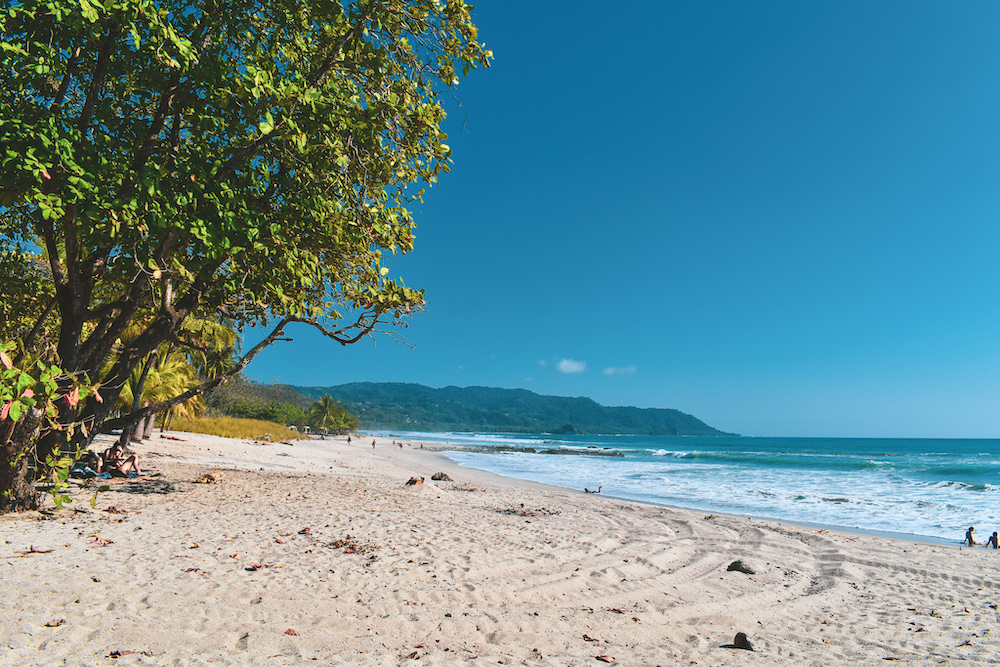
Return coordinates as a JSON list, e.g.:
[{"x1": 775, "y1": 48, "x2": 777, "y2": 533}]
[{"x1": 168, "y1": 416, "x2": 310, "y2": 441}]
